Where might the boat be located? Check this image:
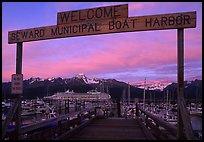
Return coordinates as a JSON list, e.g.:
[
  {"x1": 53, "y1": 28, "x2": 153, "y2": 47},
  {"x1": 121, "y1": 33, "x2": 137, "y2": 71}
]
[
  {"x1": 47, "y1": 110, "x2": 56, "y2": 118},
  {"x1": 162, "y1": 113, "x2": 177, "y2": 125},
  {"x1": 2, "y1": 101, "x2": 11, "y2": 109},
  {"x1": 21, "y1": 109, "x2": 36, "y2": 116},
  {"x1": 44, "y1": 89, "x2": 111, "y2": 101},
  {"x1": 187, "y1": 103, "x2": 202, "y2": 116},
  {"x1": 2, "y1": 113, "x2": 6, "y2": 121},
  {"x1": 87, "y1": 90, "x2": 101, "y2": 95},
  {"x1": 21, "y1": 98, "x2": 47, "y2": 116},
  {"x1": 65, "y1": 89, "x2": 74, "y2": 93}
]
